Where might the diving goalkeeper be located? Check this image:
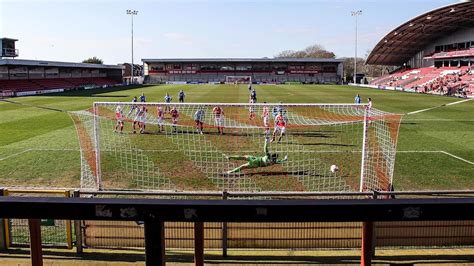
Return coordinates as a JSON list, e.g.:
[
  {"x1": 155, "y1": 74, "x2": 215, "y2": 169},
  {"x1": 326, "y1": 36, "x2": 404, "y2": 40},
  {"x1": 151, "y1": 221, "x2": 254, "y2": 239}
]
[{"x1": 224, "y1": 139, "x2": 288, "y2": 174}]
